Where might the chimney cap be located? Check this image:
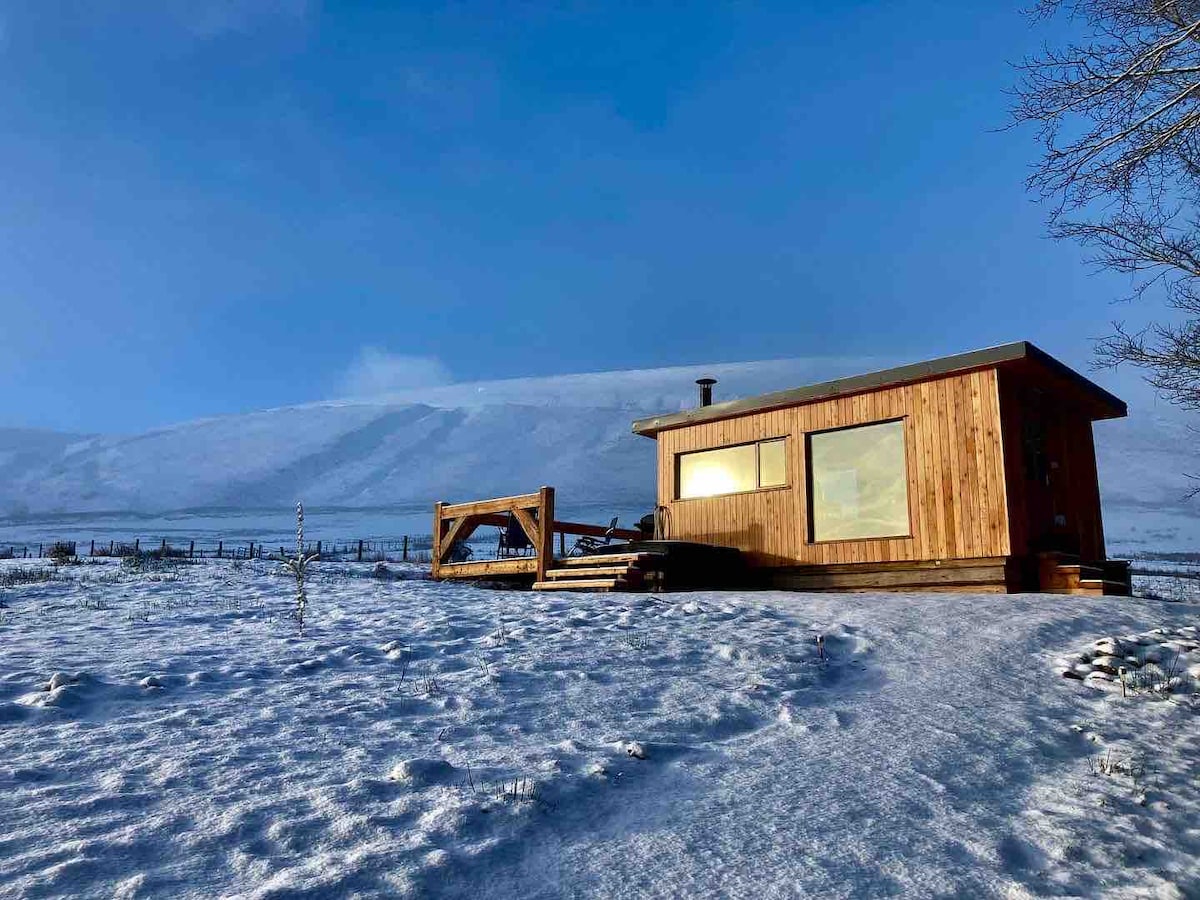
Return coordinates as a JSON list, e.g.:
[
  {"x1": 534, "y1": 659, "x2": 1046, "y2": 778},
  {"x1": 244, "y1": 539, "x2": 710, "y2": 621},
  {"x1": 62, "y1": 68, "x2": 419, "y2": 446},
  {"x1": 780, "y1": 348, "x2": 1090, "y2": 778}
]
[{"x1": 695, "y1": 376, "x2": 717, "y2": 386}]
